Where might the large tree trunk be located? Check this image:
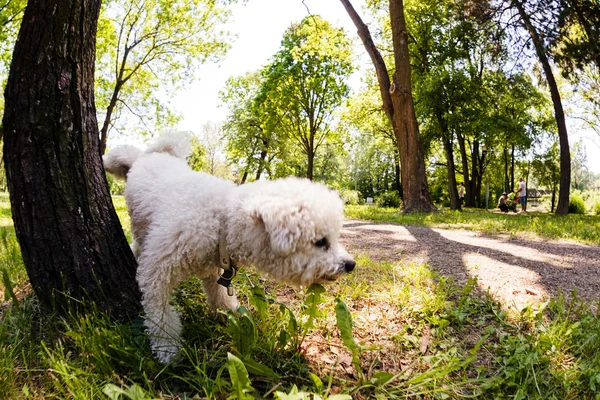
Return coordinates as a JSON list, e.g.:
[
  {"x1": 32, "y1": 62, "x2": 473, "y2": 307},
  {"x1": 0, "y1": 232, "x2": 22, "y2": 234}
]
[
  {"x1": 2, "y1": 0, "x2": 141, "y2": 320},
  {"x1": 513, "y1": 0, "x2": 570, "y2": 214},
  {"x1": 340, "y1": 0, "x2": 436, "y2": 213}
]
